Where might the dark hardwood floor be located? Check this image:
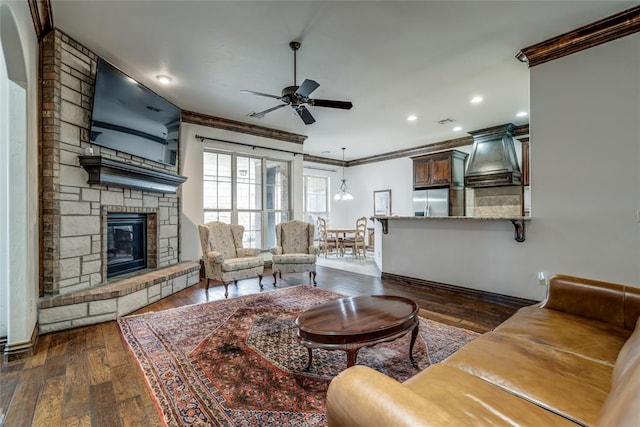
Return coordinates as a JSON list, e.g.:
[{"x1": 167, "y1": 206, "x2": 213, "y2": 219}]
[{"x1": 0, "y1": 265, "x2": 531, "y2": 427}]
